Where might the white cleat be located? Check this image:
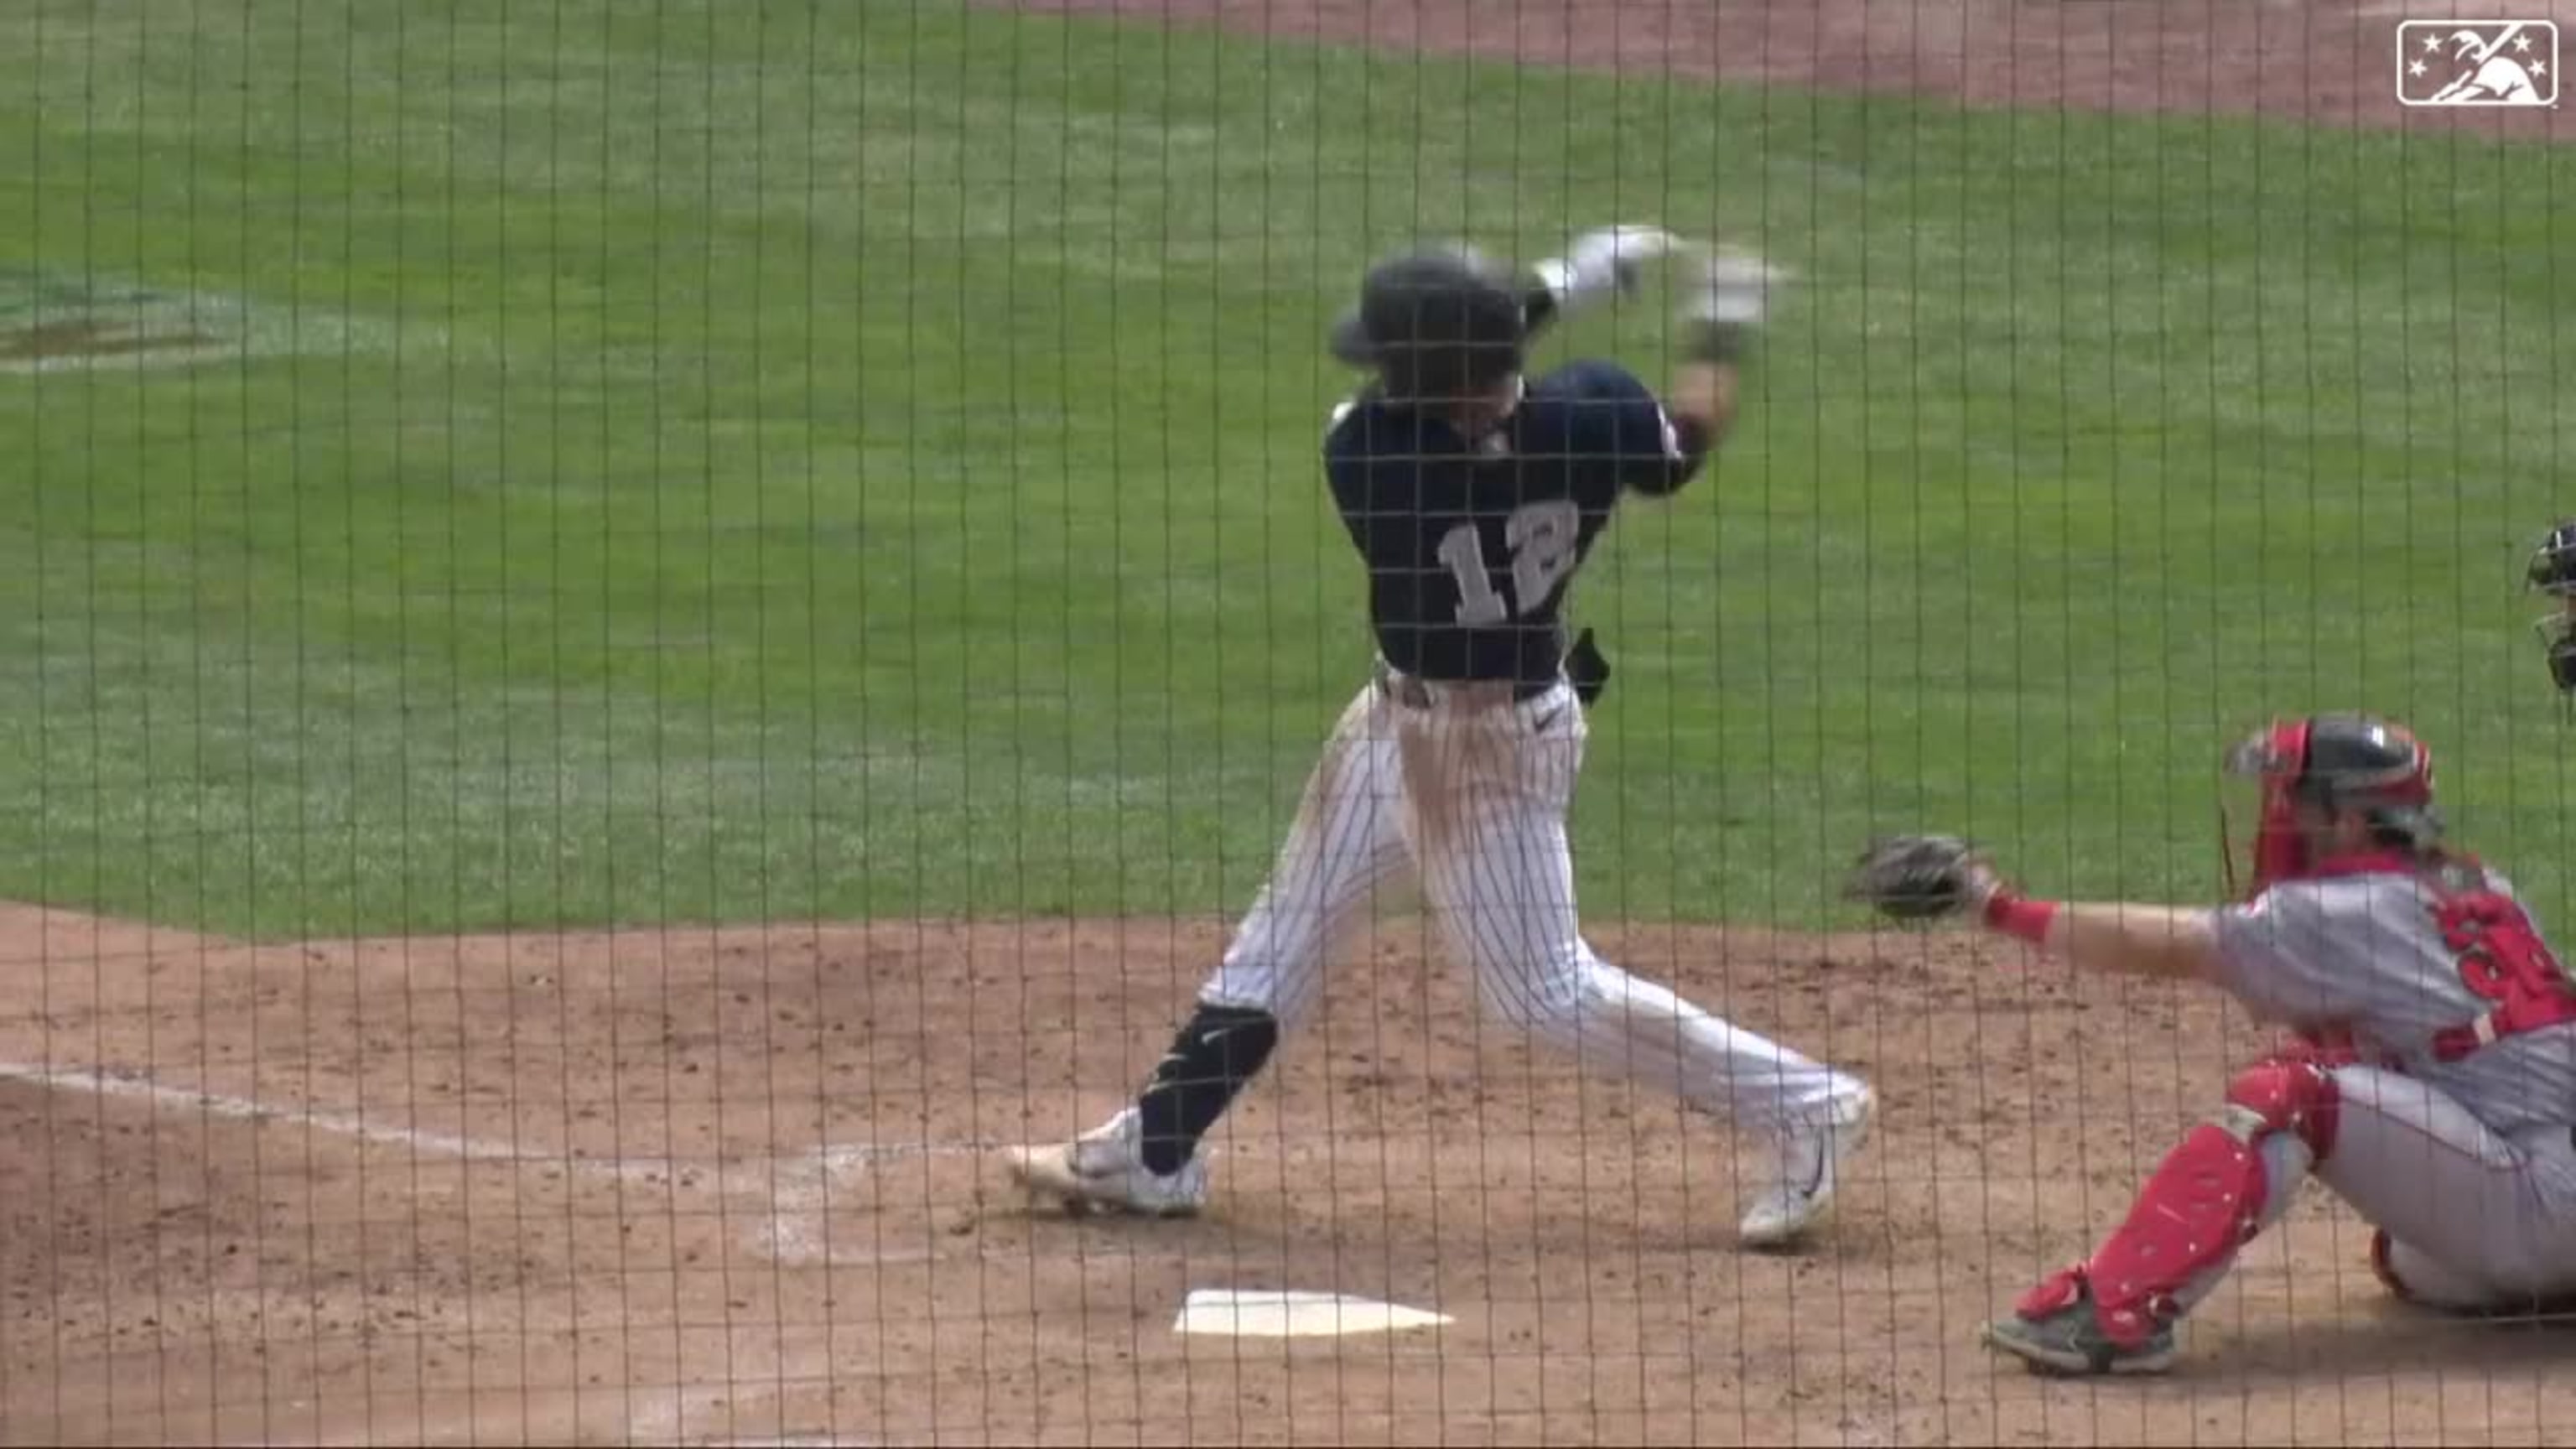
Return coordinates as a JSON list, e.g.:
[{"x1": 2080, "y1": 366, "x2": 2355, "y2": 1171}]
[
  {"x1": 999, "y1": 1107, "x2": 1210, "y2": 1218},
  {"x1": 1737, "y1": 1085, "x2": 1877, "y2": 1249}
]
